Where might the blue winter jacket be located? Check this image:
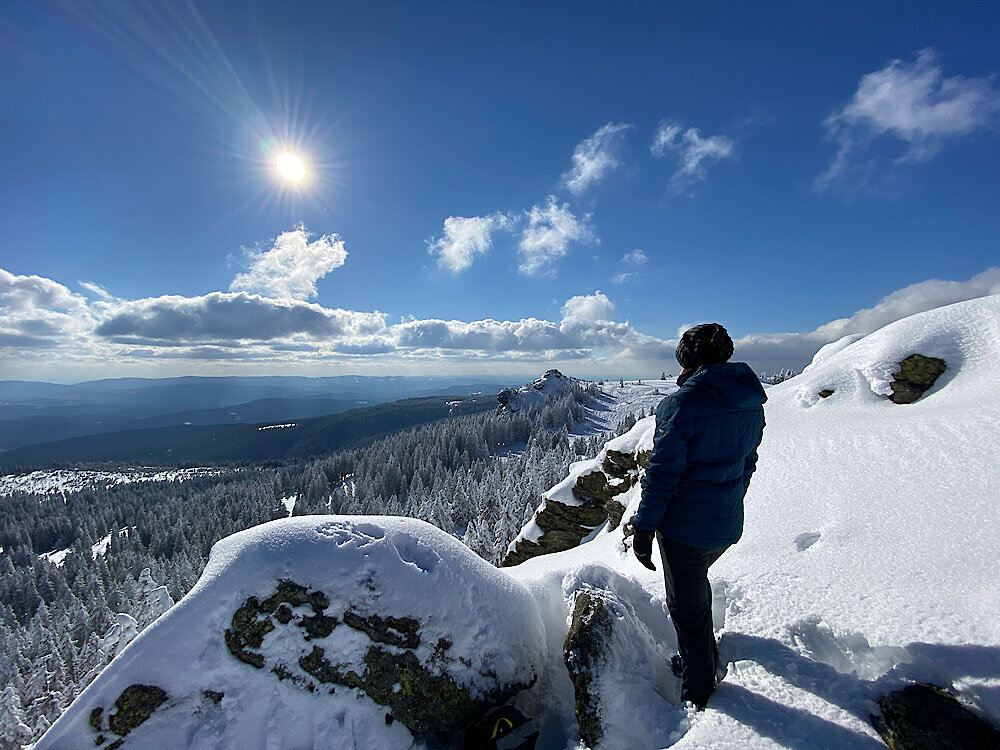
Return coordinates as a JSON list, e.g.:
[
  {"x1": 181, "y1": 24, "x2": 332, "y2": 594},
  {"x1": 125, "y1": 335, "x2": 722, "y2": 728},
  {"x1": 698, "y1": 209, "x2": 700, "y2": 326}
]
[{"x1": 633, "y1": 362, "x2": 766, "y2": 549}]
